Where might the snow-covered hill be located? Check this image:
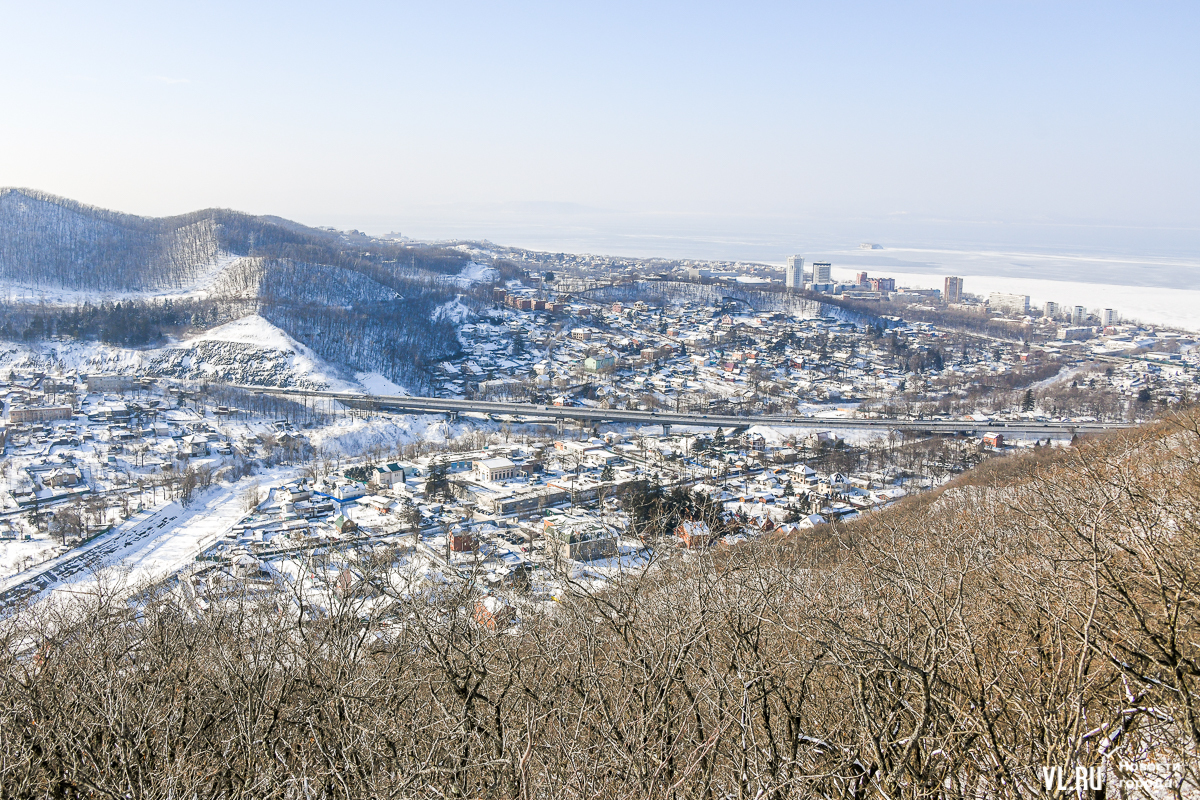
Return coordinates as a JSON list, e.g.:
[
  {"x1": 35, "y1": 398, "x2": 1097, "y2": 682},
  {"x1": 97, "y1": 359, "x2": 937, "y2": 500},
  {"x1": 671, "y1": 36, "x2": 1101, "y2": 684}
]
[
  {"x1": 0, "y1": 187, "x2": 473, "y2": 295},
  {"x1": 0, "y1": 189, "x2": 492, "y2": 390}
]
